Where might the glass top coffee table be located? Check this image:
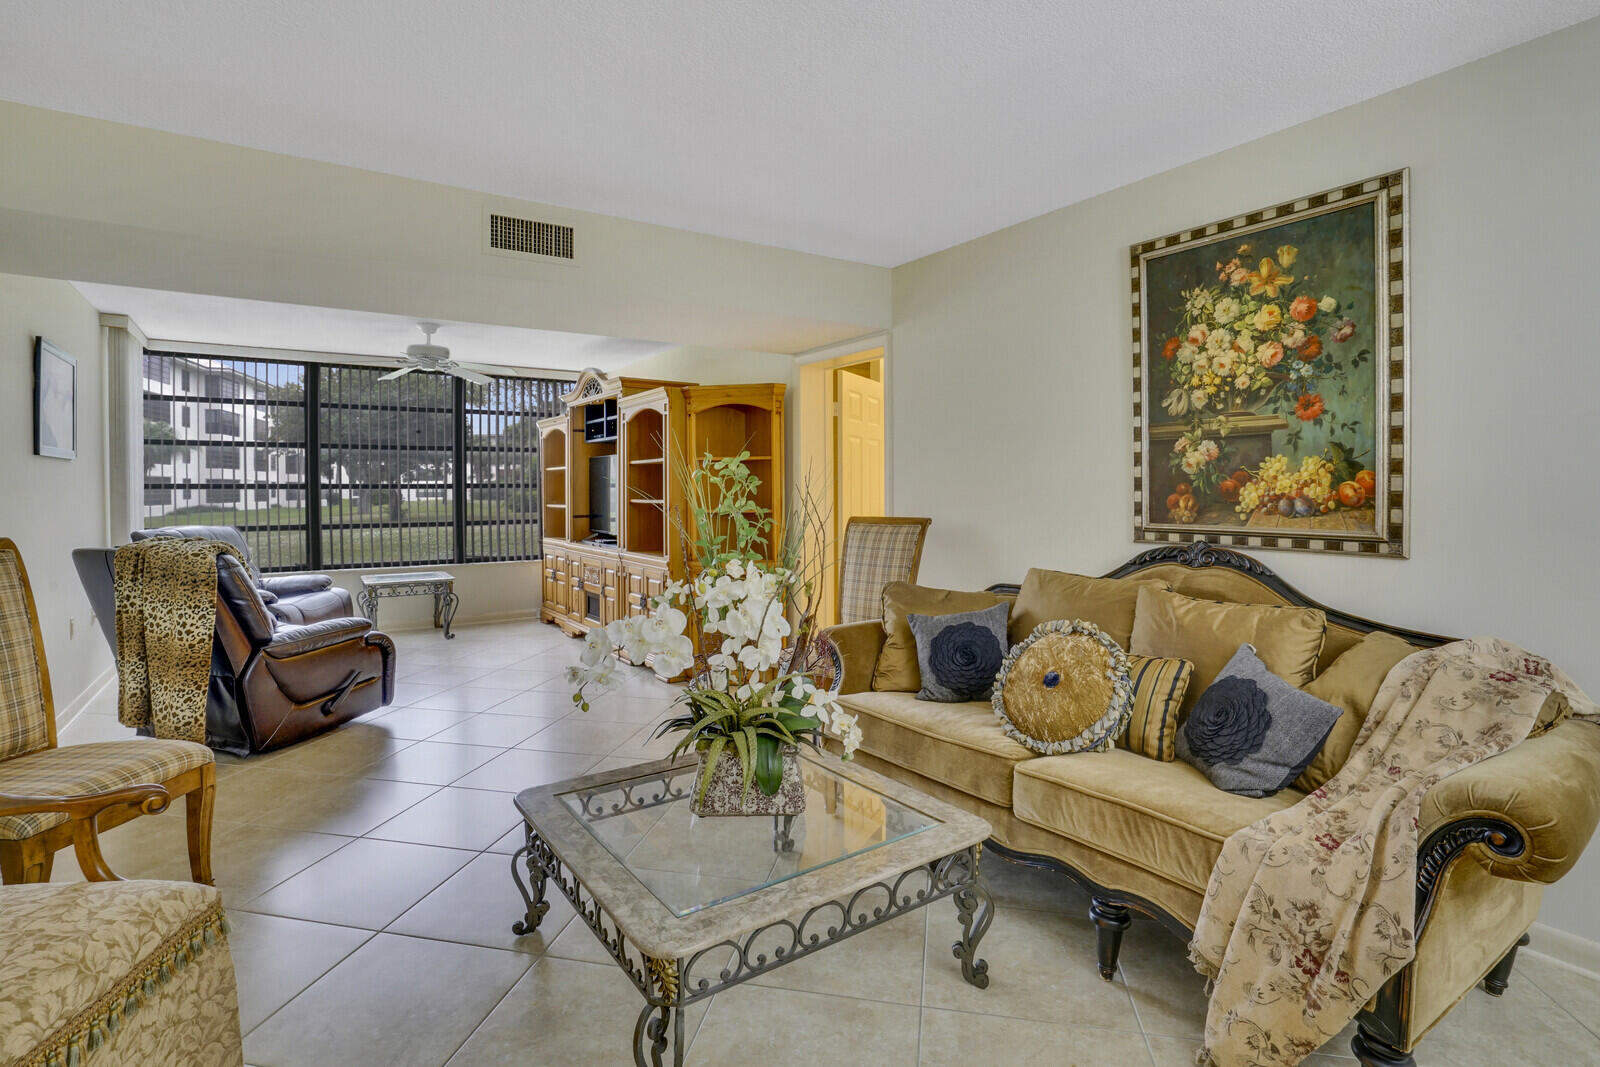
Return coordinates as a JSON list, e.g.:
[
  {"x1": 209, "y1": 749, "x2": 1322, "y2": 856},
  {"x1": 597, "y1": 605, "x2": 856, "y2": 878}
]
[{"x1": 511, "y1": 749, "x2": 994, "y2": 1066}]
